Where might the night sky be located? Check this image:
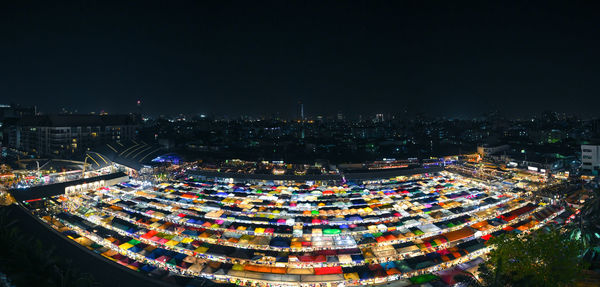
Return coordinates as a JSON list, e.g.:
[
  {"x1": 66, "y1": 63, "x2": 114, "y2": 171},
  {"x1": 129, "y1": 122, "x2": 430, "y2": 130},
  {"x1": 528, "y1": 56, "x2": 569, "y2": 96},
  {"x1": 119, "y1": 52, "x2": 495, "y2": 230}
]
[{"x1": 1, "y1": 1, "x2": 599, "y2": 118}]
